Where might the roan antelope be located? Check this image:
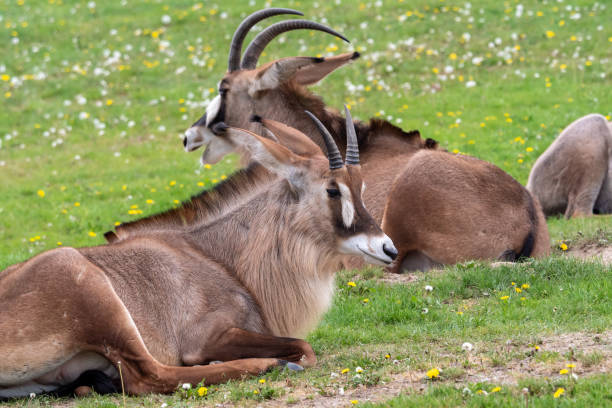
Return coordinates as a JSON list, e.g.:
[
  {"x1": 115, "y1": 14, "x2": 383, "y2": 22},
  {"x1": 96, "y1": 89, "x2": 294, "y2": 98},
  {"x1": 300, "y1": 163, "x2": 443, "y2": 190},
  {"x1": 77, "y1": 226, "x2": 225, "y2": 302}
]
[
  {"x1": 0, "y1": 114, "x2": 396, "y2": 398},
  {"x1": 182, "y1": 9, "x2": 550, "y2": 272},
  {"x1": 527, "y1": 114, "x2": 612, "y2": 218}
]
